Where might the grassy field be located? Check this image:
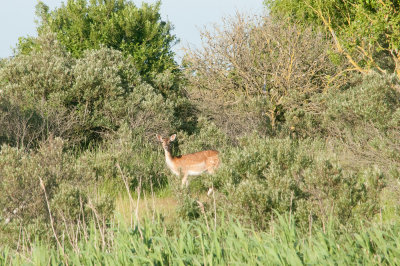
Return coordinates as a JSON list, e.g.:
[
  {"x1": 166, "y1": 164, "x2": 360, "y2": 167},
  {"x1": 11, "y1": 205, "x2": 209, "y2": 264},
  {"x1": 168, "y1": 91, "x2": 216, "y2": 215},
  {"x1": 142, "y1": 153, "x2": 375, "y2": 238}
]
[
  {"x1": 1, "y1": 210, "x2": 400, "y2": 265},
  {"x1": 1, "y1": 182, "x2": 400, "y2": 265}
]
